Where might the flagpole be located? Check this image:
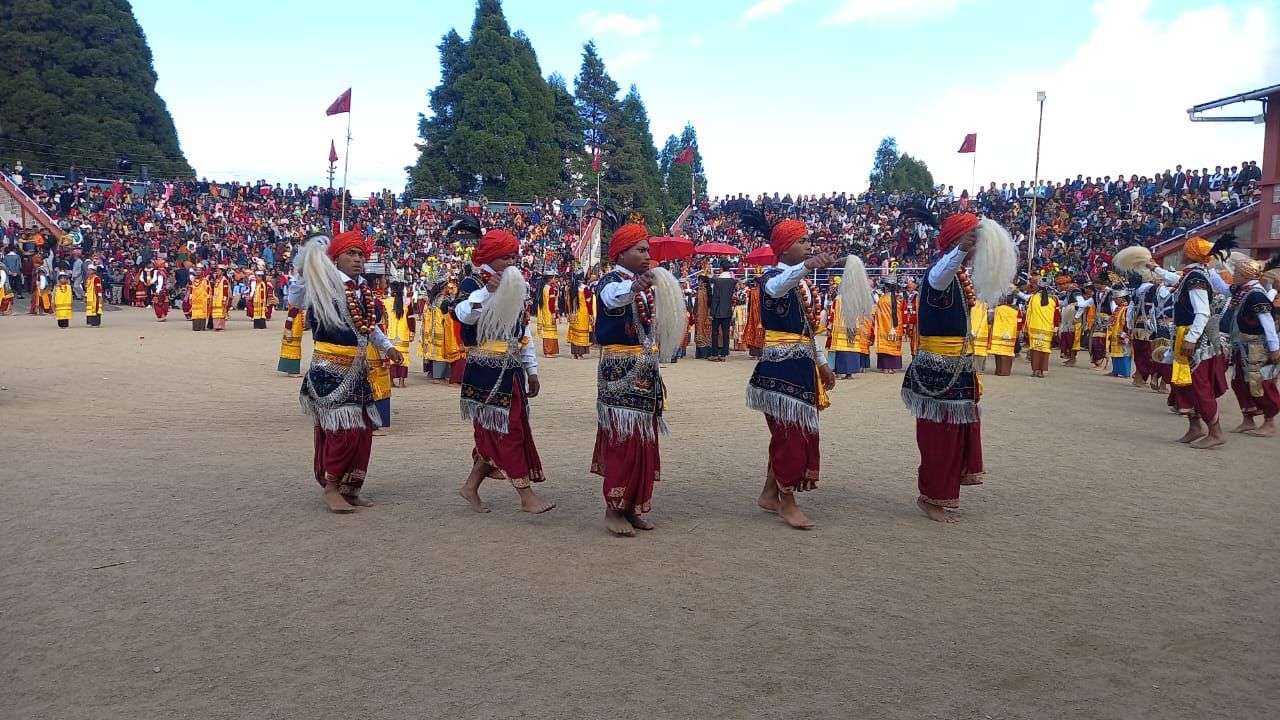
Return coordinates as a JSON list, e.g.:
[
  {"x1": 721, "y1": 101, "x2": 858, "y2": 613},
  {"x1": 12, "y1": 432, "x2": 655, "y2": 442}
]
[
  {"x1": 970, "y1": 152, "x2": 976, "y2": 197},
  {"x1": 340, "y1": 110, "x2": 351, "y2": 232},
  {"x1": 1029, "y1": 91, "x2": 1046, "y2": 276}
]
